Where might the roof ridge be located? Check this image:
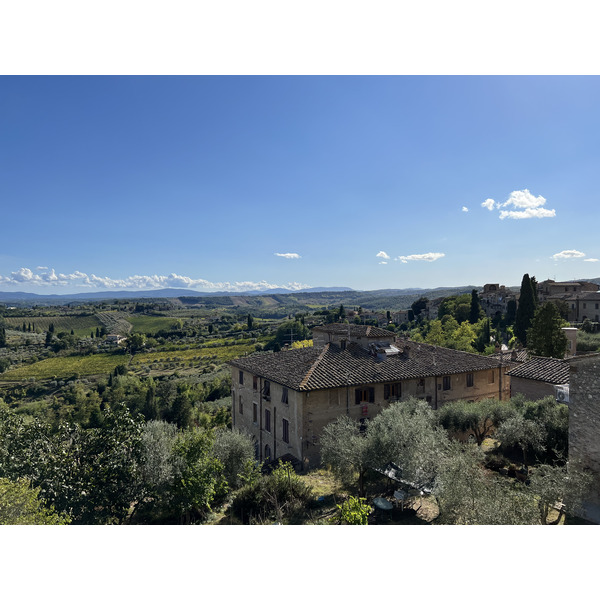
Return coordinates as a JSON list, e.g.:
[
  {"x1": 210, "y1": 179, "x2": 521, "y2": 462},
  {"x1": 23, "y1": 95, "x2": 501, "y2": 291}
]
[{"x1": 299, "y1": 343, "x2": 330, "y2": 390}]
